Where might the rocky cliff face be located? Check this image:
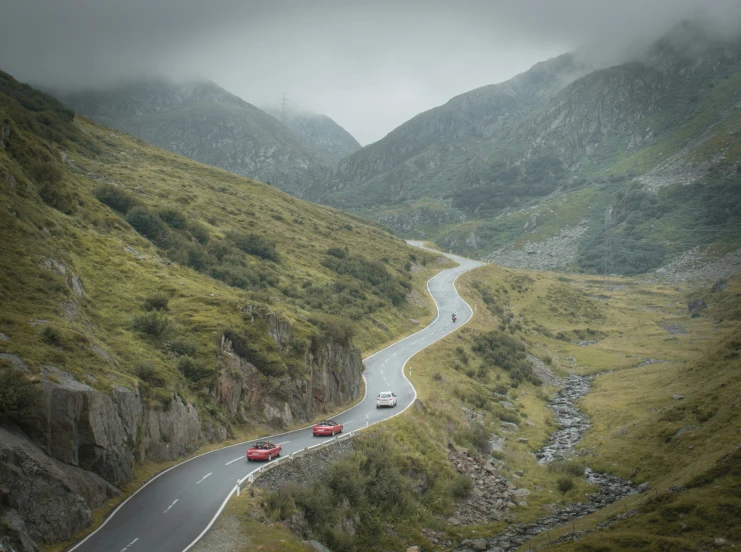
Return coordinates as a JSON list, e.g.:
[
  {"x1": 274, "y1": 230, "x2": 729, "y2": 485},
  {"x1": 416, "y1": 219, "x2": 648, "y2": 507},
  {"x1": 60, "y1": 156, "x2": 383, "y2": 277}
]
[
  {"x1": 57, "y1": 80, "x2": 335, "y2": 198},
  {"x1": 0, "y1": 307, "x2": 362, "y2": 550},
  {"x1": 215, "y1": 308, "x2": 363, "y2": 428}
]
